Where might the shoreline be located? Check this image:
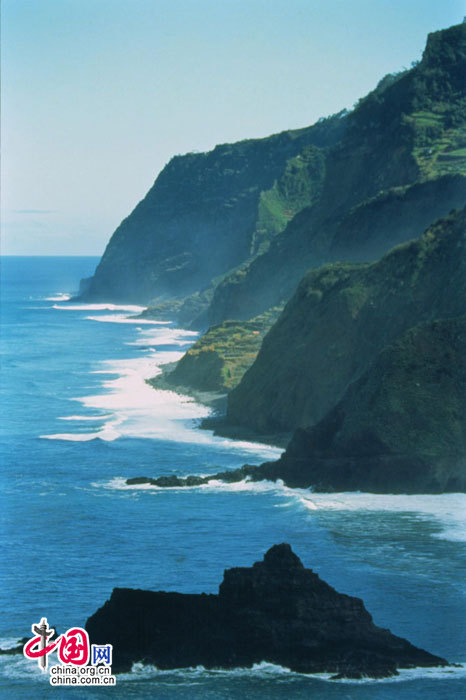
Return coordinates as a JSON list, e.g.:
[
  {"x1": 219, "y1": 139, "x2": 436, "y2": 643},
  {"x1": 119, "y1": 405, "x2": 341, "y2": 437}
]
[{"x1": 147, "y1": 363, "x2": 291, "y2": 450}]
